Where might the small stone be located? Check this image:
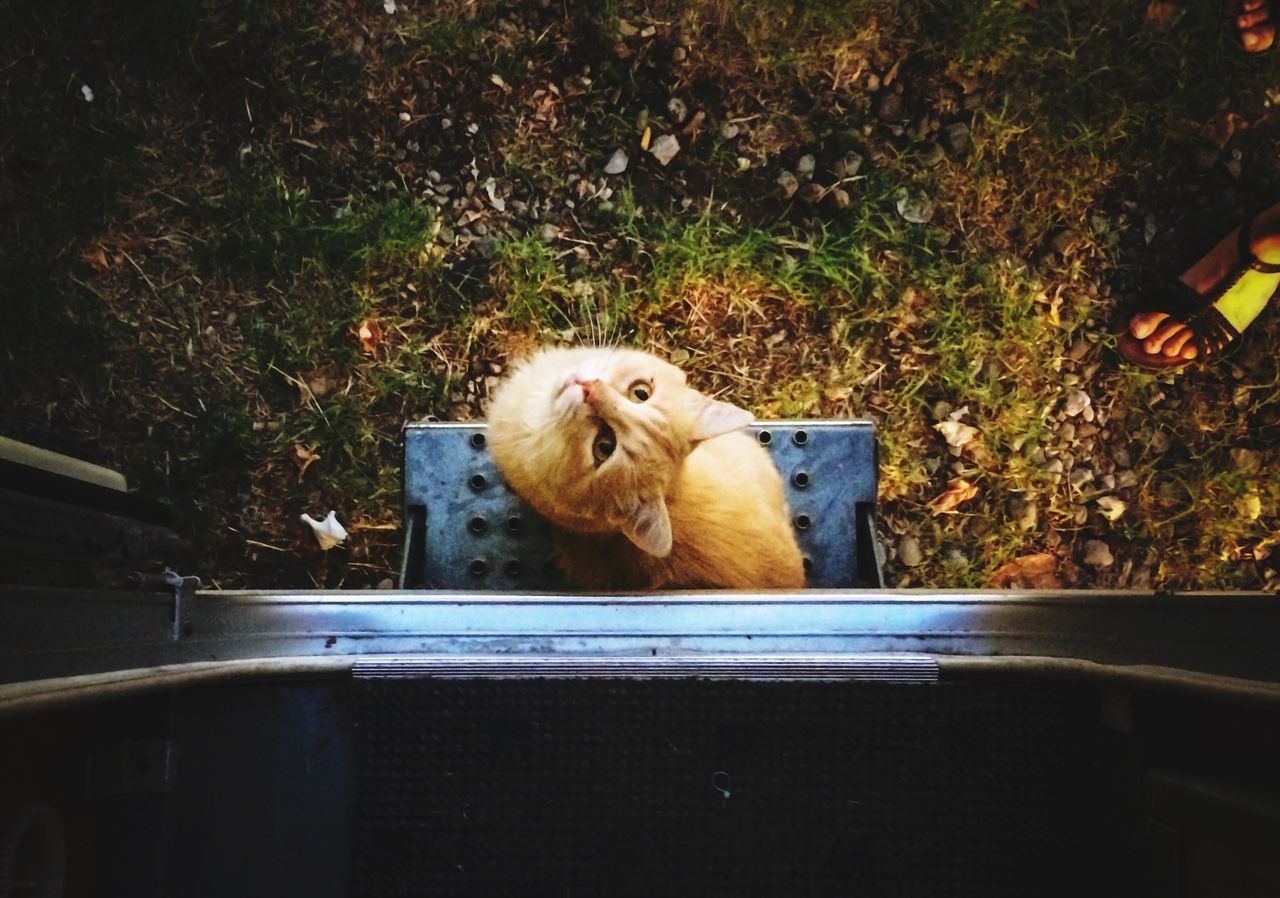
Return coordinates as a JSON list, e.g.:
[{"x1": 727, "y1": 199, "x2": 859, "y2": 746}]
[
  {"x1": 916, "y1": 140, "x2": 945, "y2": 167},
  {"x1": 796, "y1": 154, "x2": 816, "y2": 179},
  {"x1": 667, "y1": 97, "x2": 689, "y2": 123},
  {"x1": 649, "y1": 134, "x2": 681, "y2": 165},
  {"x1": 539, "y1": 223, "x2": 560, "y2": 241},
  {"x1": 440, "y1": 117, "x2": 453, "y2": 130},
  {"x1": 943, "y1": 122, "x2": 971, "y2": 155},
  {"x1": 669, "y1": 348, "x2": 691, "y2": 364},
  {"x1": 1150, "y1": 431, "x2": 1170, "y2": 453},
  {"x1": 1052, "y1": 230, "x2": 1080, "y2": 255},
  {"x1": 437, "y1": 226, "x2": 455, "y2": 244},
  {"x1": 1058, "y1": 422, "x2": 1076, "y2": 442},
  {"x1": 895, "y1": 188, "x2": 934, "y2": 223},
  {"x1": 736, "y1": 156, "x2": 752, "y2": 171},
  {"x1": 775, "y1": 170, "x2": 799, "y2": 199},
  {"x1": 1112, "y1": 447, "x2": 1131, "y2": 468},
  {"x1": 908, "y1": 116, "x2": 931, "y2": 141},
  {"x1": 828, "y1": 187, "x2": 852, "y2": 209},
  {"x1": 1083, "y1": 539, "x2": 1114, "y2": 568},
  {"x1": 876, "y1": 91, "x2": 902, "y2": 121},
  {"x1": 428, "y1": 169, "x2": 442, "y2": 184},
  {"x1": 604, "y1": 148, "x2": 629, "y2": 174},
  {"x1": 672, "y1": 46, "x2": 688, "y2": 63},
  {"x1": 376, "y1": 578, "x2": 395, "y2": 590},
  {"x1": 1226, "y1": 158, "x2": 1242, "y2": 178},
  {"x1": 720, "y1": 122, "x2": 740, "y2": 140},
  {"x1": 798, "y1": 183, "x2": 825, "y2": 204},
  {"x1": 1069, "y1": 468, "x2": 1094, "y2": 488},
  {"x1": 1063, "y1": 390, "x2": 1091, "y2": 417},
  {"x1": 1076, "y1": 422, "x2": 1098, "y2": 440},
  {"x1": 1069, "y1": 337, "x2": 1090, "y2": 361},
  {"x1": 899, "y1": 535, "x2": 923, "y2": 567},
  {"x1": 833, "y1": 152, "x2": 863, "y2": 178},
  {"x1": 865, "y1": 73, "x2": 881, "y2": 92},
  {"x1": 1096, "y1": 495, "x2": 1127, "y2": 521}
]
